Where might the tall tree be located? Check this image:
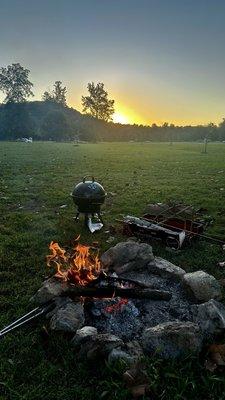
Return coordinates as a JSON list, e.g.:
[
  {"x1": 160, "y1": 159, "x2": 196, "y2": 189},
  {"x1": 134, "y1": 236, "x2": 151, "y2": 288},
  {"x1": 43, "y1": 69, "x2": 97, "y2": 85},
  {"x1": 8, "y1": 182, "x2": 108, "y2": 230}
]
[
  {"x1": 0, "y1": 63, "x2": 34, "y2": 103},
  {"x1": 82, "y1": 82, "x2": 115, "y2": 121},
  {"x1": 53, "y1": 81, "x2": 67, "y2": 106},
  {"x1": 42, "y1": 81, "x2": 67, "y2": 106}
]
